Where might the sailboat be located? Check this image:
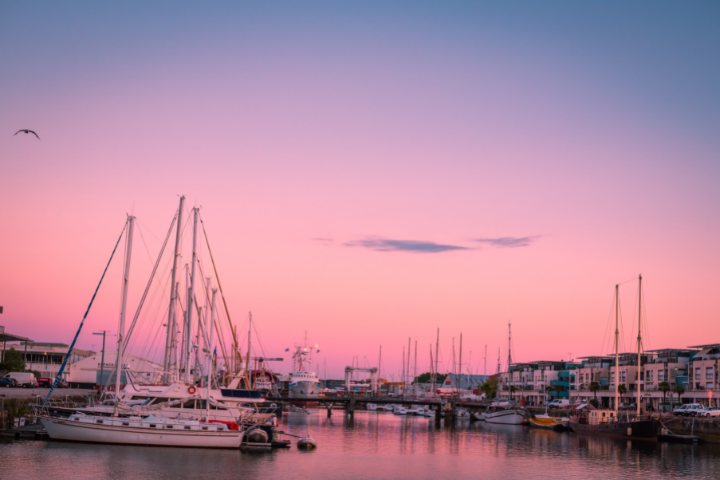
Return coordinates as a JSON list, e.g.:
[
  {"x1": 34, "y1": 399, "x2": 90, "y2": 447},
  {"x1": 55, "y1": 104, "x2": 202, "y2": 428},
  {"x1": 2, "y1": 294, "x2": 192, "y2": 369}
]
[
  {"x1": 485, "y1": 324, "x2": 526, "y2": 425},
  {"x1": 569, "y1": 275, "x2": 660, "y2": 439},
  {"x1": 38, "y1": 215, "x2": 246, "y2": 448}
]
